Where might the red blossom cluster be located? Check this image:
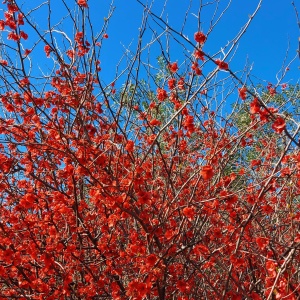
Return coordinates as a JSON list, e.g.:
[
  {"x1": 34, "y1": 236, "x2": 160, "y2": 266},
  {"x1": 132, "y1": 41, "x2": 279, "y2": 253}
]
[
  {"x1": 194, "y1": 49, "x2": 205, "y2": 61},
  {"x1": 194, "y1": 31, "x2": 207, "y2": 44},
  {"x1": 78, "y1": 0, "x2": 88, "y2": 8},
  {"x1": 215, "y1": 59, "x2": 229, "y2": 70},
  {"x1": 156, "y1": 88, "x2": 168, "y2": 101},
  {"x1": 168, "y1": 62, "x2": 178, "y2": 73},
  {"x1": 238, "y1": 86, "x2": 247, "y2": 100}
]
